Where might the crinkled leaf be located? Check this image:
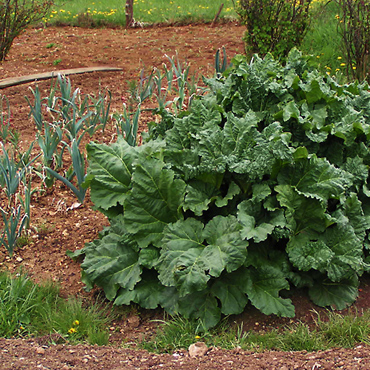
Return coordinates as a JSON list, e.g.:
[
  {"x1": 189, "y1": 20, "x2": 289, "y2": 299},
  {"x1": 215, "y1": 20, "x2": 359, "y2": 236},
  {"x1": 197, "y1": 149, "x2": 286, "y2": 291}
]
[
  {"x1": 196, "y1": 127, "x2": 227, "y2": 173},
  {"x1": 287, "y1": 235, "x2": 334, "y2": 271},
  {"x1": 342, "y1": 156, "x2": 367, "y2": 188},
  {"x1": 252, "y1": 183, "x2": 271, "y2": 202},
  {"x1": 165, "y1": 100, "x2": 221, "y2": 151},
  {"x1": 333, "y1": 192, "x2": 370, "y2": 239},
  {"x1": 222, "y1": 111, "x2": 259, "y2": 155},
  {"x1": 124, "y1": 159, "x2": 186, "y2": 248},
  {"x1": 324, "y1": 225, "x2": 364, "y2": 281},
  {"x1": 288, "y1": 225, "x2": 364, "y2": 282},
  {"x1": 139, "y1": 246, "x2": 160, "y2": 269},
  {"x1": 172, "y1": 249, "x2": 209, "y2": 297},
  {"x1": 278, "y1": 156, "x2": 351, "y2": 203},
  {"x1": 332, "y1": 109, "x2": 364, "y2": 145},
  {"x1": 275, "y1": 184, "x2": 329, "y2": 233}
]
